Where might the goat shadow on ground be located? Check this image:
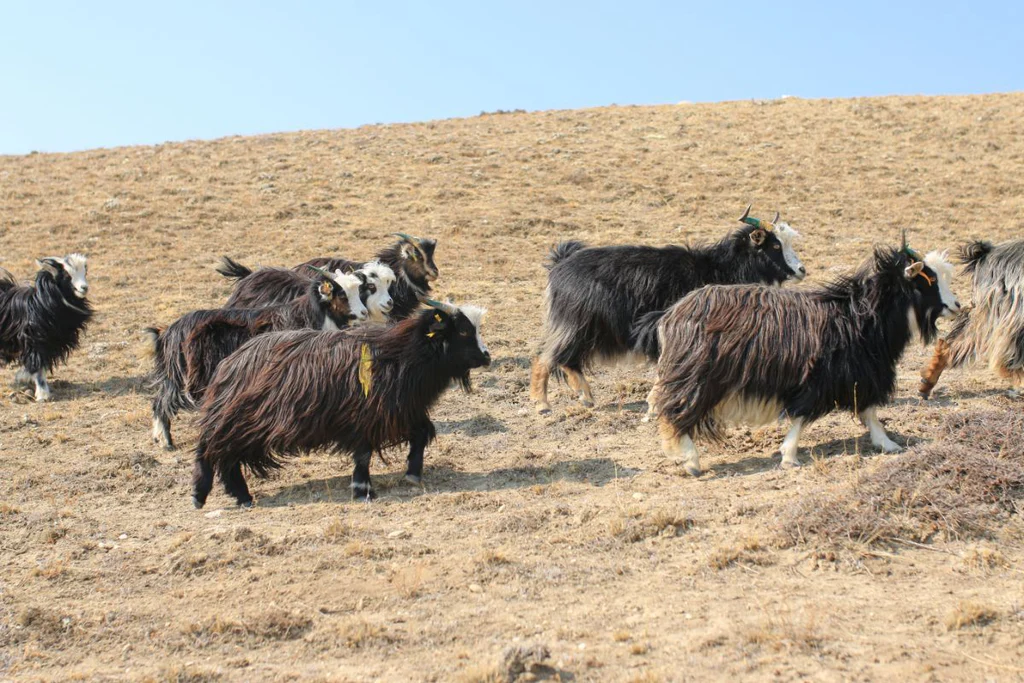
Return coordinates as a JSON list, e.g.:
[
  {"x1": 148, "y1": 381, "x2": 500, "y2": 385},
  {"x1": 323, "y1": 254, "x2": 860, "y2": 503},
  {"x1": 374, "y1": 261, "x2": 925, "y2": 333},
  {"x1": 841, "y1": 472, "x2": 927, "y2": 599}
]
[
  {"x1": 895, "y1": 387, "x2": 1016, "y2": 407},
  {"x1": 434, "y1": 414, "x2": 508, "y2": 436},
  {"x1": 258, "y1": 457, "x2": 634, "y2": 508},
  {"x1": 694, "y1": 429, "x2": 915, "y2": 480},
  {"x1": 6, "y1": 374, "x2": 146, "y2": 403}
]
